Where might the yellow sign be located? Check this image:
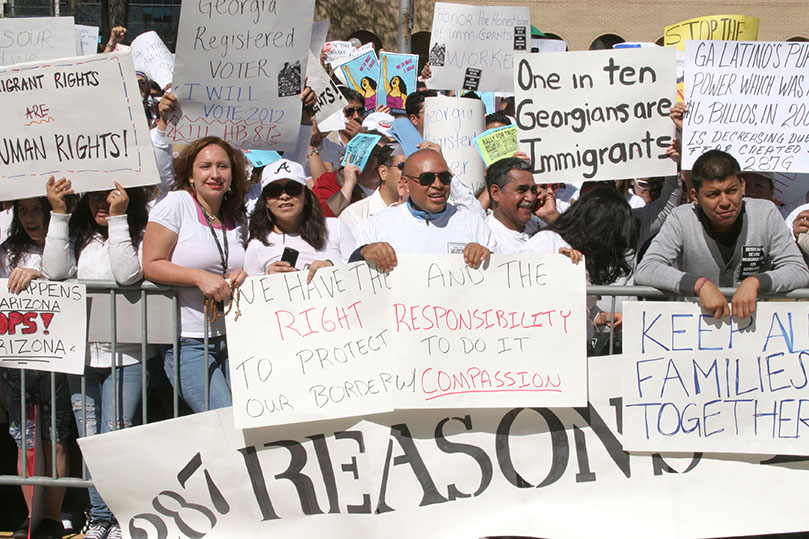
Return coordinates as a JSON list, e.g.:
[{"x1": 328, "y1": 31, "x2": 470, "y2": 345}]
[{"x1": 664, "y1": 14, "x2": 759, "y2": 51}]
